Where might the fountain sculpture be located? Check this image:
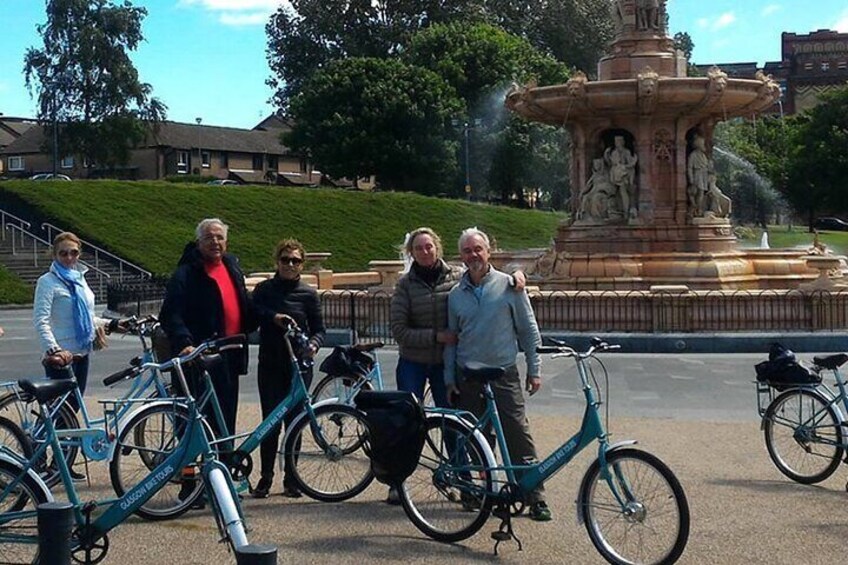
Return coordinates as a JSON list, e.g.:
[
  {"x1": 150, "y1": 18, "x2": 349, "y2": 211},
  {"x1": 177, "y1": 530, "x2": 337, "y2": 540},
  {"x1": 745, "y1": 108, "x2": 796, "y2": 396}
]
[{"x1": 505, "y1": 0, "x2": 826, "y2": 289}]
